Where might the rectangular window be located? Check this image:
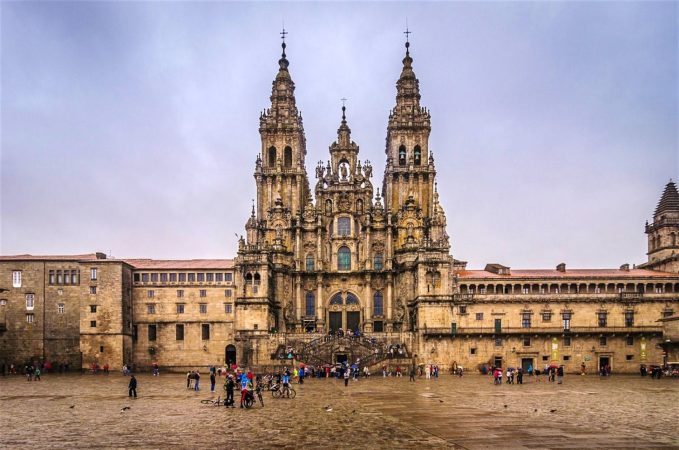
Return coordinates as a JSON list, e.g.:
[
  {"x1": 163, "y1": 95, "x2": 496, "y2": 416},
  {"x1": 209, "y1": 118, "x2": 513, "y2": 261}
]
[
  {"x1": 142, "y1": 273, "x2": 149, "y2": 282},
  {"x1": 522, "y1": 287, "x2": 530, "y2": 294},
  {"x1": 494, "y1": 338, "x2": 503, "y2": 347},
  {"x1": 225, "y1": 303, "x2": 233, "y2": 314},
  {"x1": 58, "y1": 303, "x2": 65, "y2": 314},
  {"x1": 253, "y1": 286, "x2": 258, "y2": 294},
  {"x1": 150, "y1": 273, "x2": 158, "y2": 282},
  {"x1": 100, "y1": 345, "x2": 104, "y2": 353},
  {"x1": 479, "y1": 287, "x2": 486, "y2": 294},
  {"x1": 199, "y1": 303, "x2": 207, "y2": 314},
  {"x1": 562, "y1": 312, "x2": 571, "y2": 330},
  {"x1": 90, "y1": 286, "x2": 97, "y2": 295},
  {"x1": 494, "y1": 318, "x2": 502, "y2": 333},
  {"x1": 626, "y1": 336, "x2": 634, "y2": 346},
  {"x1": 188, "y1": 273, "x2": 196, "y2": 282},
  {"x1": 215, "y1": 273, "x2": 223, "y2": 282},
  {"x1": 564, "y1": 336, "x2": 571, "y2": 346},
  {"x1": 225, "y1": 273, "x2": 233, "y2": 282},
  {"x1": 337, "y1": 217, "x2": 351, "y2": 236},
  {"x1": 148, "y1": 324, "x2": 157, "y2": 341},
  {"x1": 64, "y1": 271, "x2": 71, "y2": 284},
  {"x1": 177, "y1": 289, "x2": 184, "y2": 298},
  {"x1": 202, "y1": 324, "x2": 210, "y2": 340},
  {"x1": 598, "y1": 312, "x2": 608, "y2": 327},
  {"x1": 0, "y1": 299, "x2": 6, "y2": 306},
  {"x1": 626, "y1": 355, "x2": 633, "y2": 361},
  {"x1": 374, "y1": 254, "x2": 383, "y2": 271},
  {"x1": 169, "y1": 273, "x2": 177, "y2": 282},
  {"x1": 200, "y1": 289, "x2": 207, "y2": 298},
  {"x1": 475, "y1": 313, "x2": 483, "y2": 321},
  {"x1": 523, "y1": 337, "x2": 531, "y2": 347},
  {"x1": 71, "y1": 270, "x2": 78, "y2": 284},
  {"x1": 90, "y1": 320, "x2": 96, "y2": 328},
  {"x1": 90, "y1": 305, "x2": 97, "y2": 313},
  {"x1": 470, "y1": 348, "x2": 477, "y2": 355},
  {"x1": 373, "y1": 321, "x2": 384, "y2": 332},
  {"x1": 148, "y1": 290, "x2": 155, "y2": 298},
  {"x1": 176, "y1": 324, "x2": 184, "y2": 340},
  {"x1": 25, "y1": 294, "x2": 35, "y2": 310},
  {"x1": 207, "y1": 273, "x2": 214, "y2": 282},
  {"x1": 599, "y1": 336, "x2": 607, "y2": 346},
  {"x1": 147, "y1": 304, "x2": 156, "y2": 314},
  {"x1": 225, "y1": 289, "x2": 232, "y2": 298},
  {"x1": 522, "y1": 313, "x2": 531, "y2": 328},
  {"x1": 178, "y1": 273, "x2": 186, "y2": 282},
  {"x1": 197, "y1": 273, "x2": 205, "y2": 282},
  {"x1": 542, "y1": 355, "x2": 549, "y2": 361},
  {"x1": 90, "y1": 268, "x2": 97, "y2": 281},
  {"x1": 134, "y1": 273, "x2": 141, "y2": 282},
  {"x1": 542, "y1": 311, "x2": 552, "y2": 322},
  {"x1": 49, "y1": 270, "x2": 56, "y2": 285},
  {"x1": 12, "y1": 271, "x2": 22, "y2": 288},
  {"x1": 26, "y1": 313, "x2": 34, "y2": 324},
  {"x1": 306, "y1": 255, "x2": 315, "y2": 272},
  {"x1": 57, "y1": 270, "x2": 64, "y2": 284},
  {"x1": 624, "y1": 311, "x2": 634, "y2": 327},
  {"x1": 160, "y1": 273, "x2": 168, "y2": 283},
  {"x1": 176, "y1": 304, "x2": 185, "y2": 314},
  {"x1": 459, "y1": 305, "x2": 467, "y2": 314},
  {"x1": 563, "y1": 355, "x2": 571, "y2": 361}
]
